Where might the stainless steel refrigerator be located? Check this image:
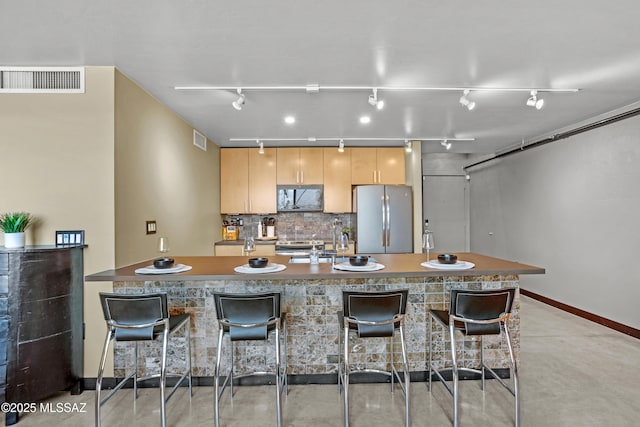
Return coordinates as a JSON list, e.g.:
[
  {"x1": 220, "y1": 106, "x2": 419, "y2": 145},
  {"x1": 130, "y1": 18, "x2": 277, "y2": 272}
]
[{"x1": 354, "y1": 185, "x2": 413, "y2": 253}]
